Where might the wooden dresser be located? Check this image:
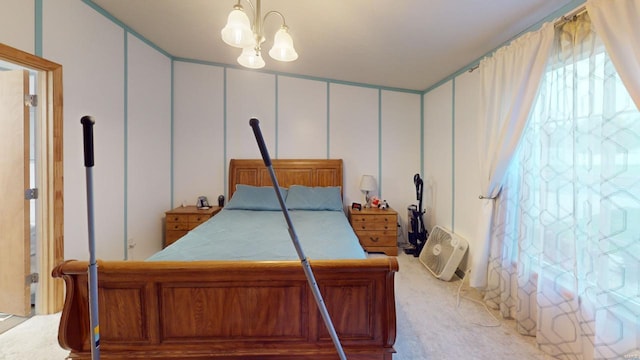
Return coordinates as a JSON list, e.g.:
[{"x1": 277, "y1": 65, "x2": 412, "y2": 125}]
[
  {"x1": 164, "y1": 205, "x2": 221, "y2": 248},
  {"x1": 348, "y1": 206, "x2": 398, "y2": 256}
]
